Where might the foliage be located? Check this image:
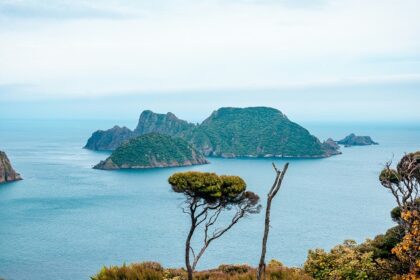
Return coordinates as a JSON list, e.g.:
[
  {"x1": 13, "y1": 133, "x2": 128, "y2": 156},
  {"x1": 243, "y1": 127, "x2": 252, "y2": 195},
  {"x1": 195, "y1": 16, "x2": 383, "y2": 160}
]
[
  {"x1": 186, "y1": 107, "x2": 329, "y2": 157},
  {"x1": 391, "y1": 210, "x2": 420, "y2": 279},
  {"x1": 304, "y1": 151, "x2": 419, "y2": 280},
  {"x1": 168, "y1": 172, "x2": 251, "y2": 204},
  {"x1": 379, "y1": 151, "x2": 420, "y2": 278},
  {"x1": 168, "y1": 171, "x2": 261, "y2": 280},
  {"x1": 304, "y1": 240, "x2": 380, "y2": 280},
  {"x1": 109, "y1": 133, "x2": 205, "y2": 167},
  {"x1": 91, "y1": 262, "x2": 164, "y2": 280},
  {"x1": 91, "y1": 261, "x2": 313, "y2": 280}
]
